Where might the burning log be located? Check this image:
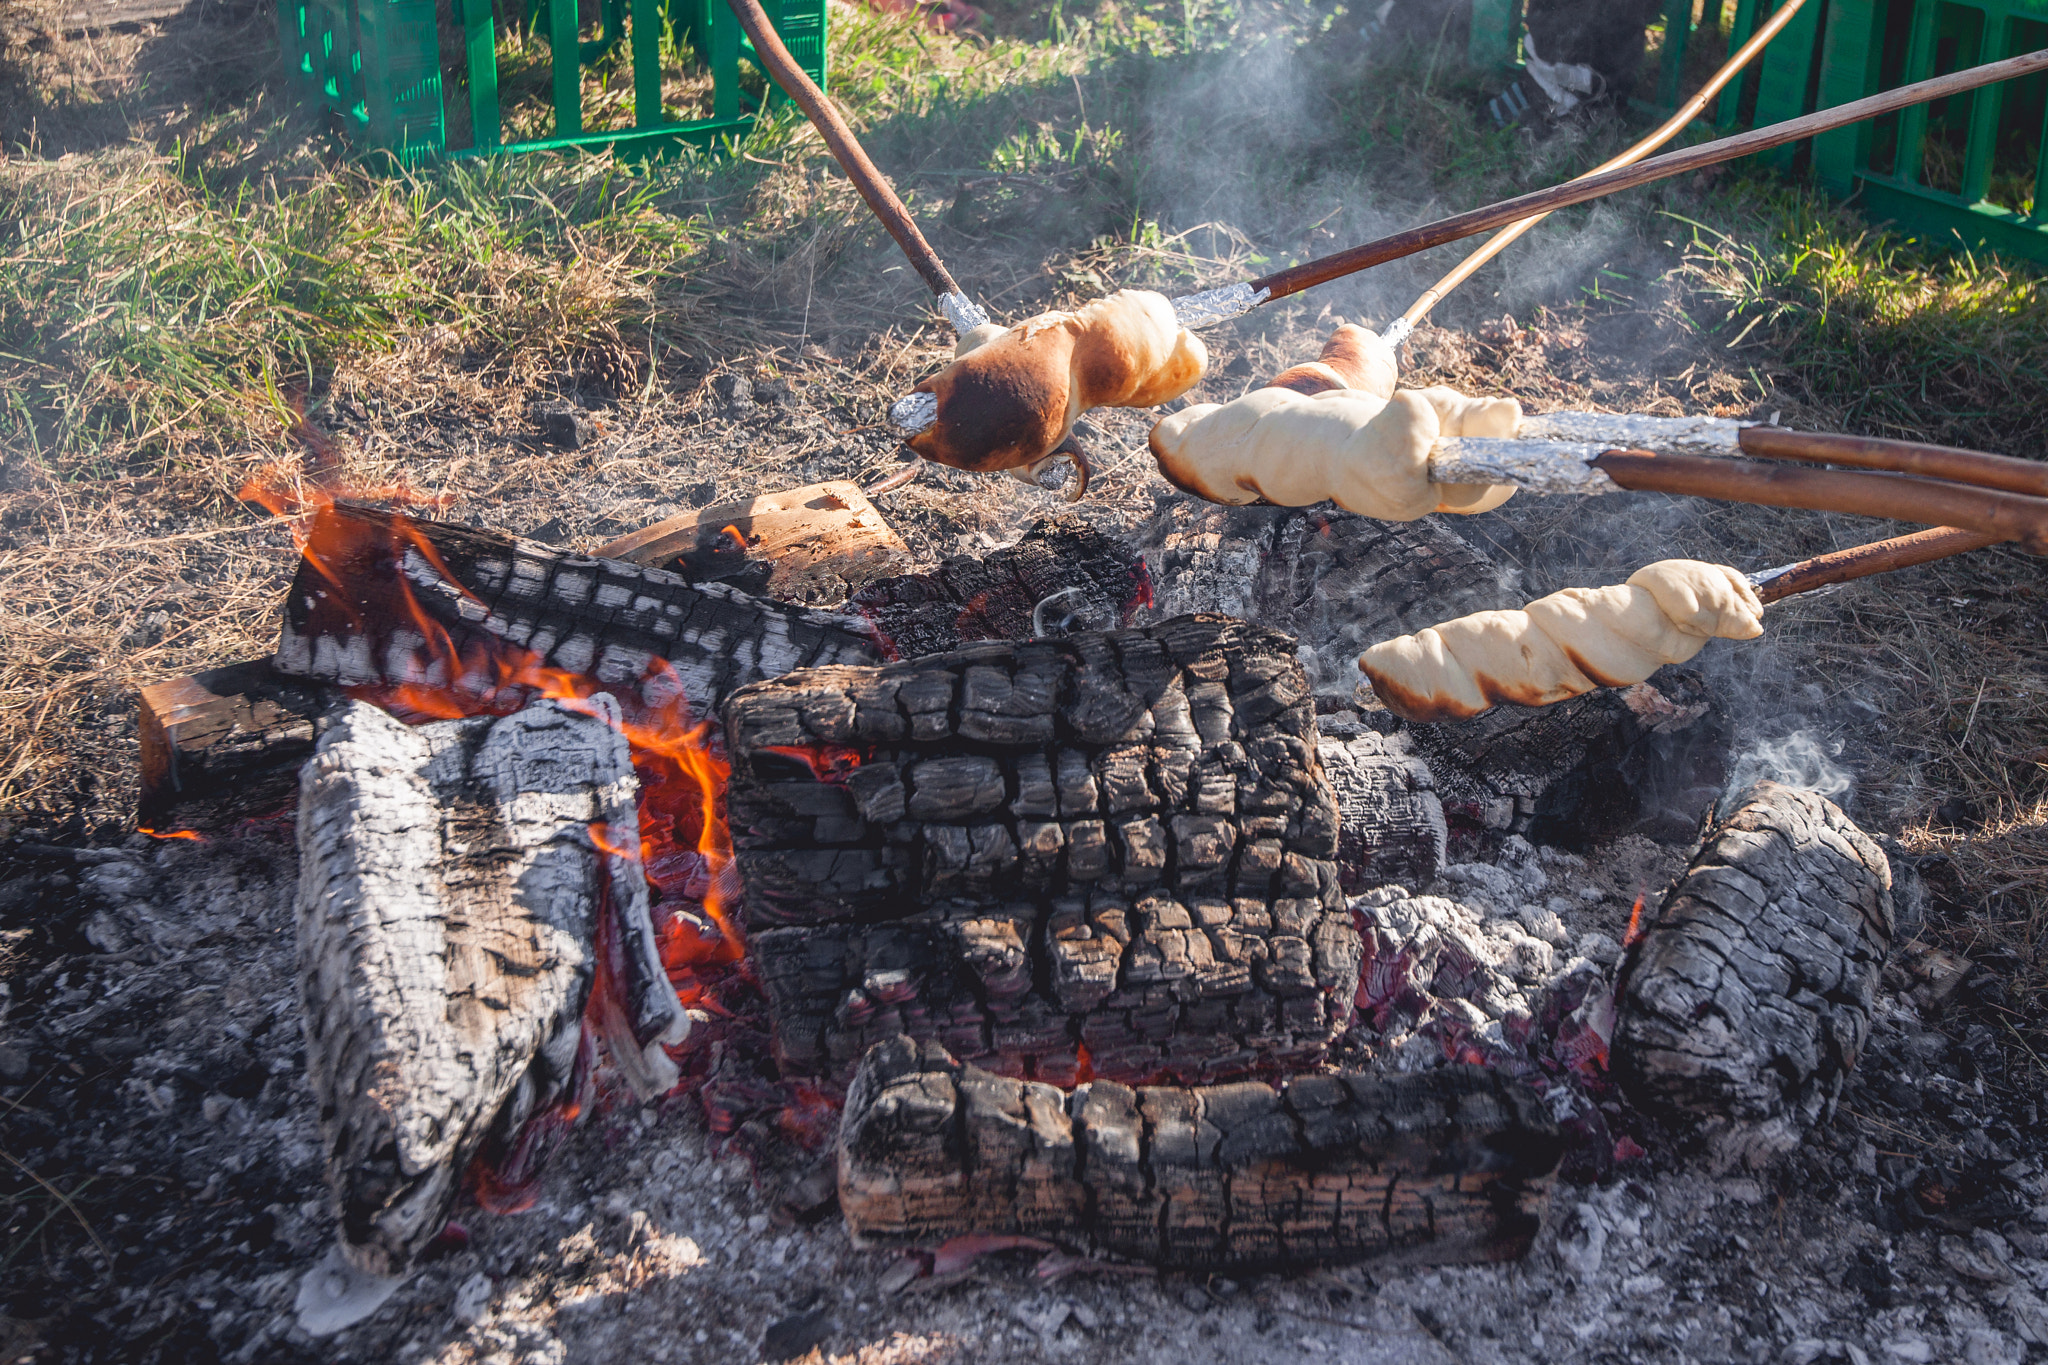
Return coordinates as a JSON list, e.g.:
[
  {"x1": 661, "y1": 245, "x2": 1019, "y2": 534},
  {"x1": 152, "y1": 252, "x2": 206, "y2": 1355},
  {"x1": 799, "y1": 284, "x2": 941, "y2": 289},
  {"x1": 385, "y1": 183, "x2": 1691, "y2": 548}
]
[
  {"x1": 271, "y1": 501, "x2": 881, "y2": 713},
  {"x1": 846, "y1": 514, "x2": 1151, "y2": 659},
  {"x1": 294, "y1": 696, "x2": 688, "y2": 1299},
  {"x1": 723, "y1": 614, "x2": 1357, "y2": 1085},
  {"x1": 1611, "y1": 780, "x2": 1894, "y2": 1170},
  {"x1": 837, "y1": 1036, "x2": 1562, "y2": 1269}
]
